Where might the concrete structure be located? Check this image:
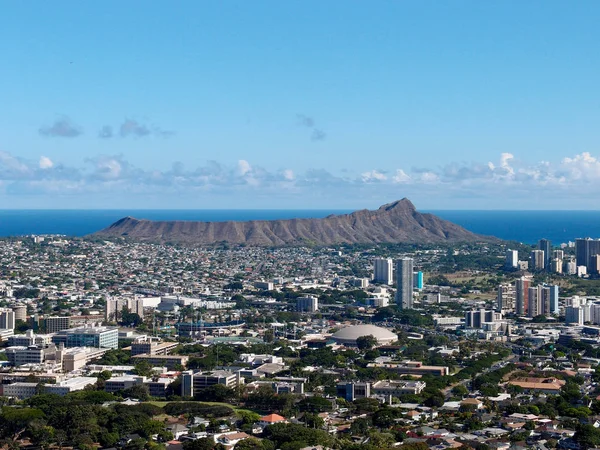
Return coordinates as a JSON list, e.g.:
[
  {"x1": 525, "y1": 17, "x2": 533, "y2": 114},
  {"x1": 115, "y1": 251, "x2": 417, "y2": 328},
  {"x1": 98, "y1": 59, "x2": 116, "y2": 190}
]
[
  {"x1": 538, "y1": 239, "x2": 552, "y2": 270},
  {"x1": 105, "y1": 296, "x2": 145, "y2": 322},
  {"x1": 367, "y1": 361, "x2": 449, "y2": 376},
  {"x1": 56, "y1": 346, "x2": 109, "y2": 372},
  {"x1": 0, "y1": 309, "x2": 15, "y2": 330},
  {"x1": 373, "y1": 258, "x2": 393, "y2": 285},
  {"x1": 551, "y1": 258, "x2": 563, "y2": 274},
  {"x1": 465, "y1": 310, "x2": 502, "y2": 329},
  {"x1": 52, "y1": 325, "x2": 119, "y2": 349},
  {"x1": 5, "y1": 344, "x2": 56, "y2": 366},
  {"x1": 43, "y1": 316, "x2": 71, "y2": 333},
  {"x1": 371, "y1": 380, "x2": 427, "y2": 397},
  {"x1": 105, "y1": 375, "x2": 146, "y2": 393},
  {"x1": 131, "y1": 354, "x2": 189, "y2": 369},
  {"x1": 395, "y1": 257, "x2": 414, "y2": 309},
  {"x1": 413, "y1": 271, "x2": 423, "y2": 290},
  {"x1": 254, "y1": 281, "x2": 274, "y2": 290},
  {"x1": 530, "y1": 250, "x2": 545, "y2": 271},
  {"x1": 505, "y1": 250, "x2": 518, "y2": 269},
  {"x1": 130, "y1": 341, "x2": 178, "y2": 356},
  {"x1": 566, "y1": 306, "x2": 584, "y2": 325},
  {"x1": 12, "y1": 305, "x2": 27, "y2": 322},
  {"x1": 497, "y1": 284, "x2": 515, "y2": 313},
  {"x1": 45, "y1": 377, "x2": 97, "y2": 395},
  {"x1": 8, "y1": 330, "x2": 52, "y2": 347},
  {"x1": 337, "y1": 381, "x2": 371, "y2": 401},
  {"x1": 181, "y1": 370, "x2": 241, "y2": 397},
  {"x1": 515, "y1": 277, "x2": 532, "y2": 316},
  {"x1": 331, "y1": 324, "x2": 397, "y2": 347},
  {"x1": 576, "y1": 238, "x2": 600, "y2": 273},
  {"x1": 296, "y1": 295, "x2": 318, "y2": 312},
  {"x1": 2, "y1": 382, "x2": 39, "y2": 399}
]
